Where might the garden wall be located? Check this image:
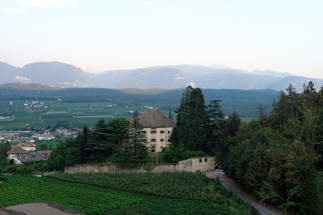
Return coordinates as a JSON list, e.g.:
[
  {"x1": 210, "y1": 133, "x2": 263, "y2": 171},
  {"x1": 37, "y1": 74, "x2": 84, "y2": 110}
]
[{"x1": 65, "y1": 156, "x2": 215, "y2": 174}]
